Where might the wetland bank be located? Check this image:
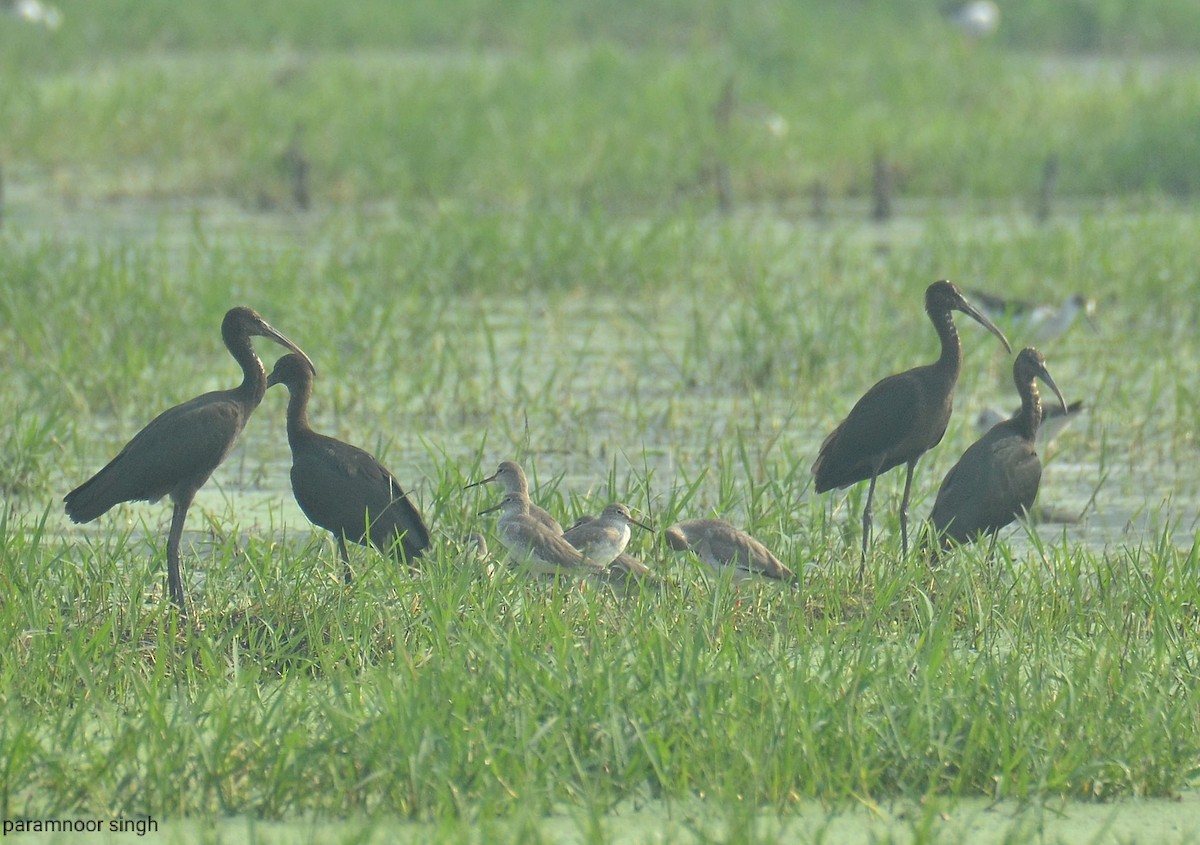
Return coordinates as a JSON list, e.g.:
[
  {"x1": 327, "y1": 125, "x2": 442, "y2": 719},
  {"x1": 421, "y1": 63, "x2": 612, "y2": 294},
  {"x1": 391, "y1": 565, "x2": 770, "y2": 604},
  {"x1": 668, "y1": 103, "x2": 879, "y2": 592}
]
[{"x1": 3, "y1": 2, "x2": 1200, "y2": 843}]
